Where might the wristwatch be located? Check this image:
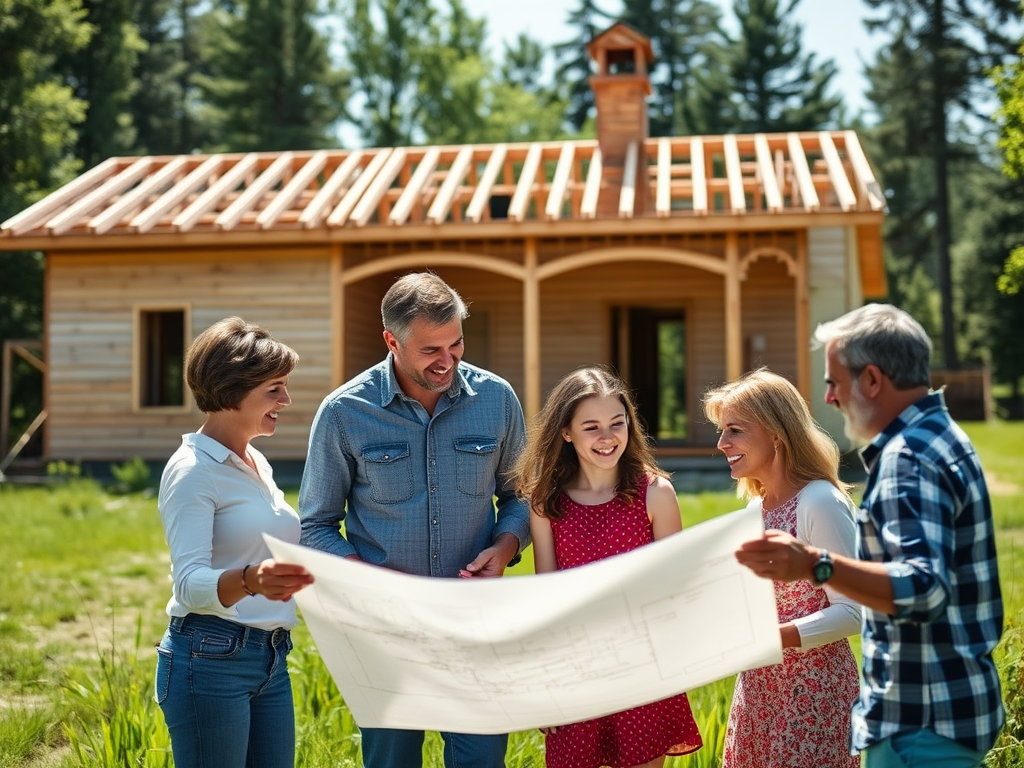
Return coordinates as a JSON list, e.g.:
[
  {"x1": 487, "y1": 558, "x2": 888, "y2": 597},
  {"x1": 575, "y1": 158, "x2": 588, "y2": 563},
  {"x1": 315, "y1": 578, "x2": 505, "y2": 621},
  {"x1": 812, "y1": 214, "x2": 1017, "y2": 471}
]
[{"x1": 812, "y1": 549, "x2": 834, "y2": 586}]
